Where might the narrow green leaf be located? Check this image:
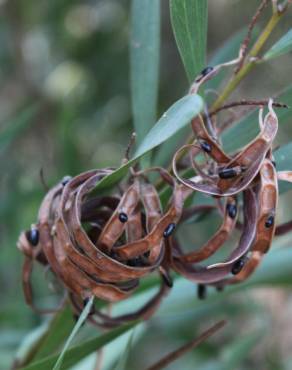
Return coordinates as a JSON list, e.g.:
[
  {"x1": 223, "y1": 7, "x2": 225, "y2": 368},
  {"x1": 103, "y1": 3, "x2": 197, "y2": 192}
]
[
  {"x1": 130, "y1": 0, "x2": 160, "y2": 144},
  {"x1": 13, "y1": 306, "x2": 75, "y2": 367},
  {"x1": 93, "y1": 94, "x2": 203, "y2": 192},
  {"x1": 170, "y1": 0, "x2": 208, "y2": 82},
  {"x1": 32, "y1": 306, "x2": 75, "y2": 361},
  {"x1": 52, "y1": 297, "x2": 94, "y2": 370},
  {"x1": 20, "y1": 322, "x2": 138, "y2": 370},
  {"x1": 135, "y1": 94, "x2": 203, "y2": 157},
  {"x1": 221, "y1": 331, "x2": 263, "y2": 370},
  {"x1": 112, "y1": 329, "x2": 135, "y2": 370},
  {"x1": 0, "y1": 104, "x2": 39, "y2": 154},
  {"x1": 274, "y1": 142, "x2": 292, "y2": 194},
  {"x1": 263, "y1": 29, "x2": 292, "y2": 61}
]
